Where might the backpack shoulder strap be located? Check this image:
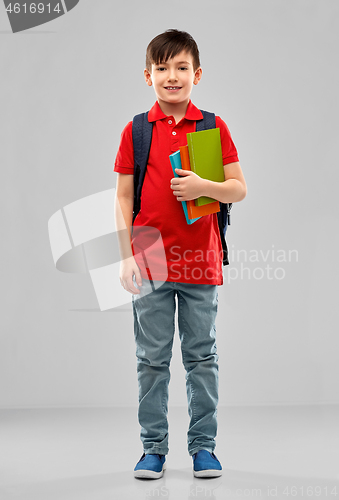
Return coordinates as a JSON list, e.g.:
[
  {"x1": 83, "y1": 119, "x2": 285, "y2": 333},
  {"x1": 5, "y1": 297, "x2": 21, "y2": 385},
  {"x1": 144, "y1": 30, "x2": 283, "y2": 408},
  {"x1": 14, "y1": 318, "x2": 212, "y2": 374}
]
[
  {"x1": 132, "y1": 112, "x2": 153, "y2": 221},
  {"x1": 196, "y1": 110, "x2": 216, "y2": 131},
  {"x1": 132, "y1": 111, "x2": 153, "y2": 172}
]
